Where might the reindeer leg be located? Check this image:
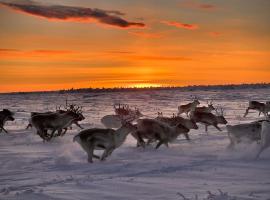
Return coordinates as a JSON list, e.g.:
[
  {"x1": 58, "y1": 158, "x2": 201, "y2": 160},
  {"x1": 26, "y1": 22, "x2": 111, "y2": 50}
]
[
  {"x1": 243, "y1": 108, "x2": 250, "y2": 117},
  {"x1": 155, "y1": 140, "x2": 164, "y2": 149},
  {"x1": 213, "y1": 124, "x2": 222, "y2": 131},
  {"x1": 164, "y1": 142, "x2": 169, "y2": 148},
  {"x1": 205, "y1": 125, "x2": 208, "y2": 132},
  {"x1": 93, "y1": 154, "x2": 100, "y2": 159},
  {"x1": 47, "y1": 129, "x2": 56, "y2": 141},
  {"x1": 74, "y1": 122, "x2": 83, "y2": 129},
  {"x1": 87, "y1": 144, "x2": 95, "y2": 163},
  {"x1": 100, "y1": 147, "x2": 113, "y2": 161},
  {"x1": 26, "y1": 124, "x2": 32, "y2": 130},
  {"x1": 1, "y1": 126, "x2": 8, "y2": 133},
  {"x1": 183, "y1": 133, "x2": 190, "y2": 141},
  {"x1": 61, "y1": 128, "x2": 68, "y2": 136},
  {"x1": 147, "y1": 138, "x2": 155, "y2": 145},
  {"x1": 133, "y1": 131, "x2": 145, "y2": 148}
]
